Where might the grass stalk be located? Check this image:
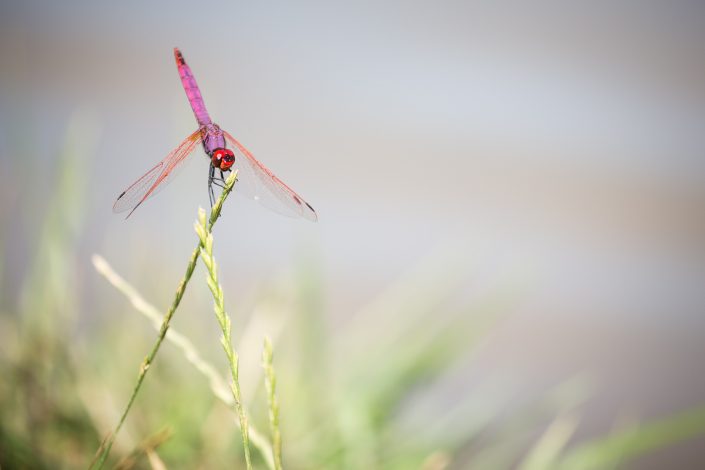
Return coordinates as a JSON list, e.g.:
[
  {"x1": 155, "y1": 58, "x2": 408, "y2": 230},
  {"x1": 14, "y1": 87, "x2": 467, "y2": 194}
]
[
  {"x1": 113, "y1": 427, "x2": 173, "y2": 470},
  {"x1": 263, "y1": 336, "x2": 283, "y2": 470},
  {"x1": 195, "y1": 207, "x2": 252, "y2": 469},
  {"x1": 89, "y1": 172, "x2": 238, "y2": 469},
  {"x1": 91, "y1": 253, "x2": 276, "y2": 469}
]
